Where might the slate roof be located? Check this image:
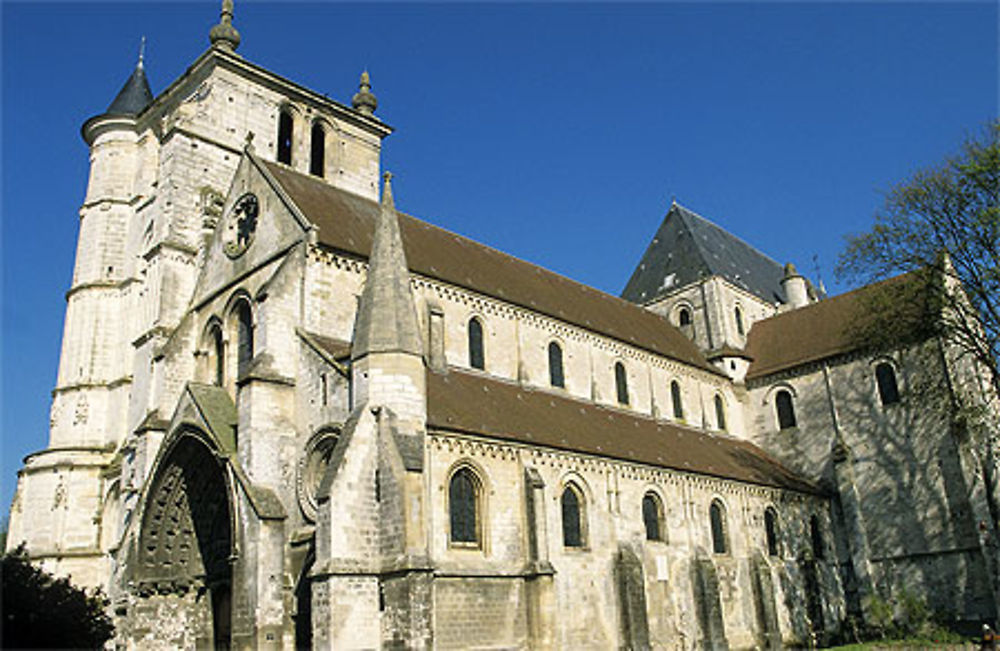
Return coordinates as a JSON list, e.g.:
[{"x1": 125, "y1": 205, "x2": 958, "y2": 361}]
[
  {"x1": 622, "y1": 203, "x2": 787, "y2": 306},
  {"x1": 426, "y1": 369, "x2": 821, "y2": 494},
  {"x1": 264, "y1": 162, "x2": 720, "y2": 375},
  {"x1": 106, "y1": 63, "x2": 154, "y2": 117},
  {"x1": 745, "y1": 273, "x2": 916, "y2": 380}
]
